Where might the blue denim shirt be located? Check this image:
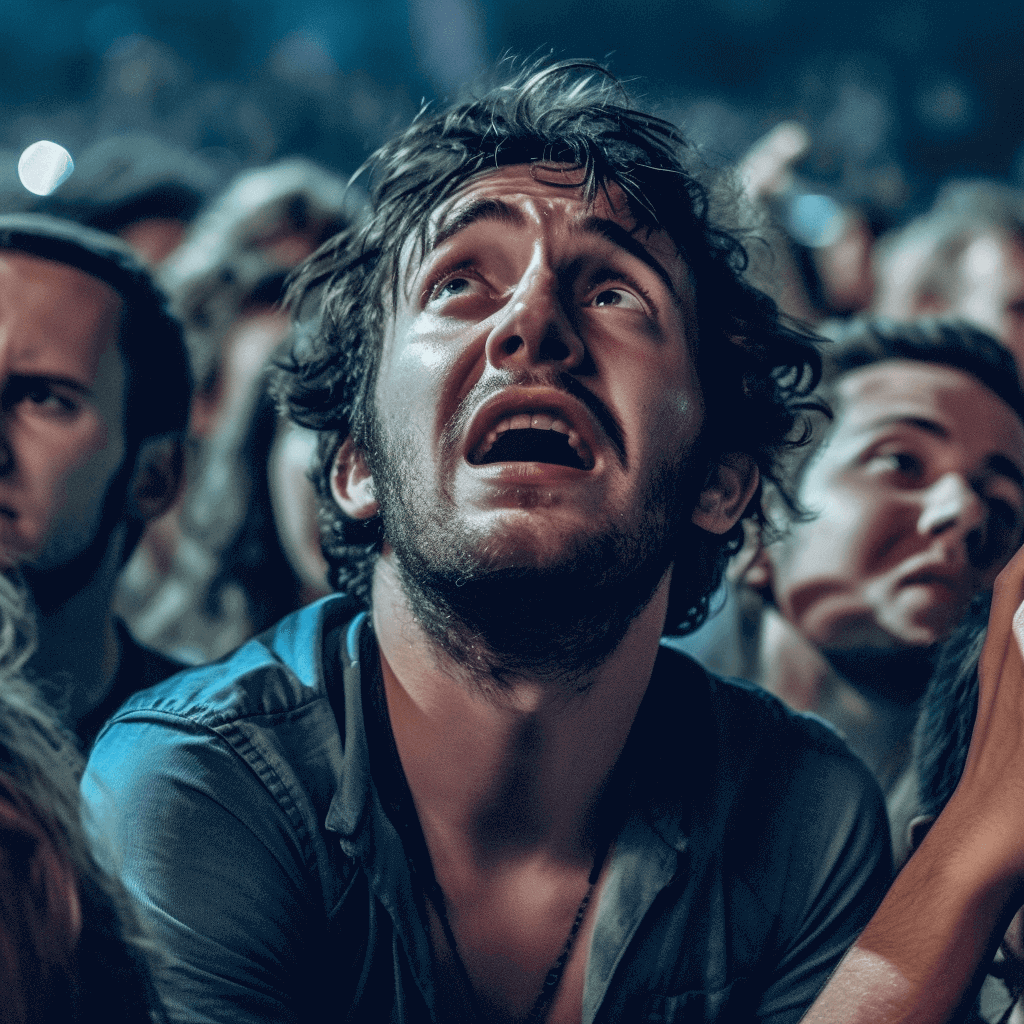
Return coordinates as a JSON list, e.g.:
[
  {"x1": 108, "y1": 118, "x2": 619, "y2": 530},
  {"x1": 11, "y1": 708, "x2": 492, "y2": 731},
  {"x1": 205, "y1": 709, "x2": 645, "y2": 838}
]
[{"x1": 83, "y1": 595, "x2": 891, "y2": 1024}]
